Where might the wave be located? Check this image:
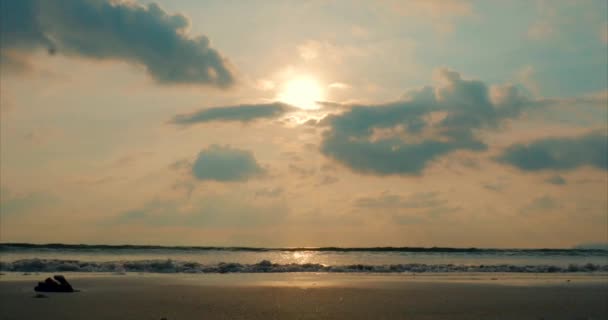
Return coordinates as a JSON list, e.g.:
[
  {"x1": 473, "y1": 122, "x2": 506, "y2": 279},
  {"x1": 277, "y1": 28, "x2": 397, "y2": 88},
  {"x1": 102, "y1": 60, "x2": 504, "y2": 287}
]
[
  {"x1": 2, "y1": 243, "x2": 607, "y2": 255},
  {"x1": 1, "y1": 259, "x2": 607, "y2": 274}
]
